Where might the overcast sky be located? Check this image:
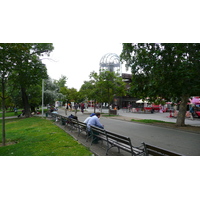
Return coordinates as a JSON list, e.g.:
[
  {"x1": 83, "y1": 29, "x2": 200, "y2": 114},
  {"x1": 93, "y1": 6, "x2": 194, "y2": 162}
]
[
  {"x1": 42, "y1": 42, "x2": 129, "y2": 90},
  {"x1": 2, "y1": 0, "x2": 197, "y2": 93}
]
